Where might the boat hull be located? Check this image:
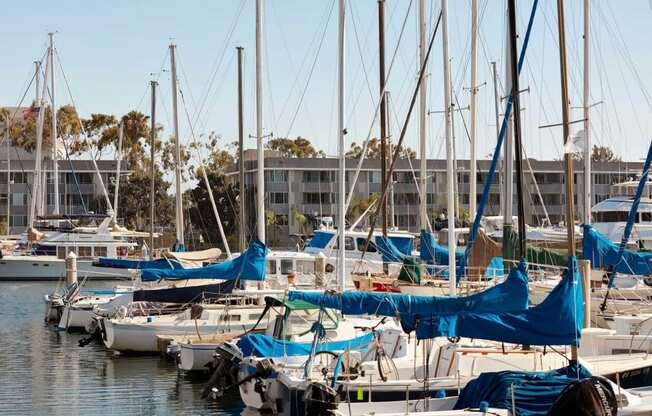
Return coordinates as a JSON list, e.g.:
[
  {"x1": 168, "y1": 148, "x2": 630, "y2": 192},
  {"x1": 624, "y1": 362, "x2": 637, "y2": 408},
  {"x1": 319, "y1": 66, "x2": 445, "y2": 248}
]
[{"x1": 0, "y1": 255, "x2": 133, "y2": 281}]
